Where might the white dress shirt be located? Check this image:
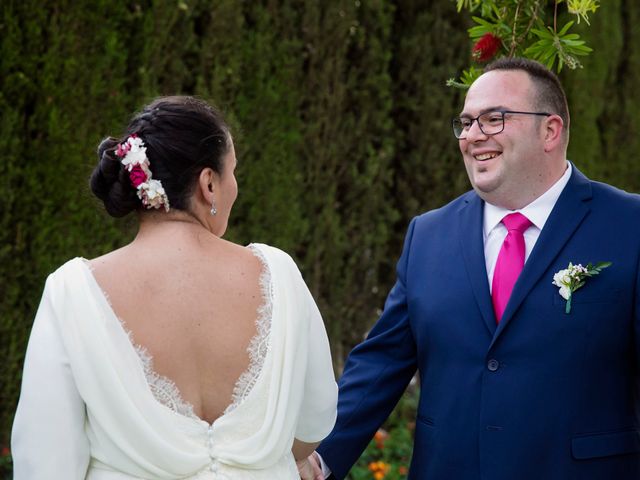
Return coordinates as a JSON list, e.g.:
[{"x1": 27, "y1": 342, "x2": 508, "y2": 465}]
[{"x1": 484, "y1": 162, "x2": 572, "y2": 290}]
